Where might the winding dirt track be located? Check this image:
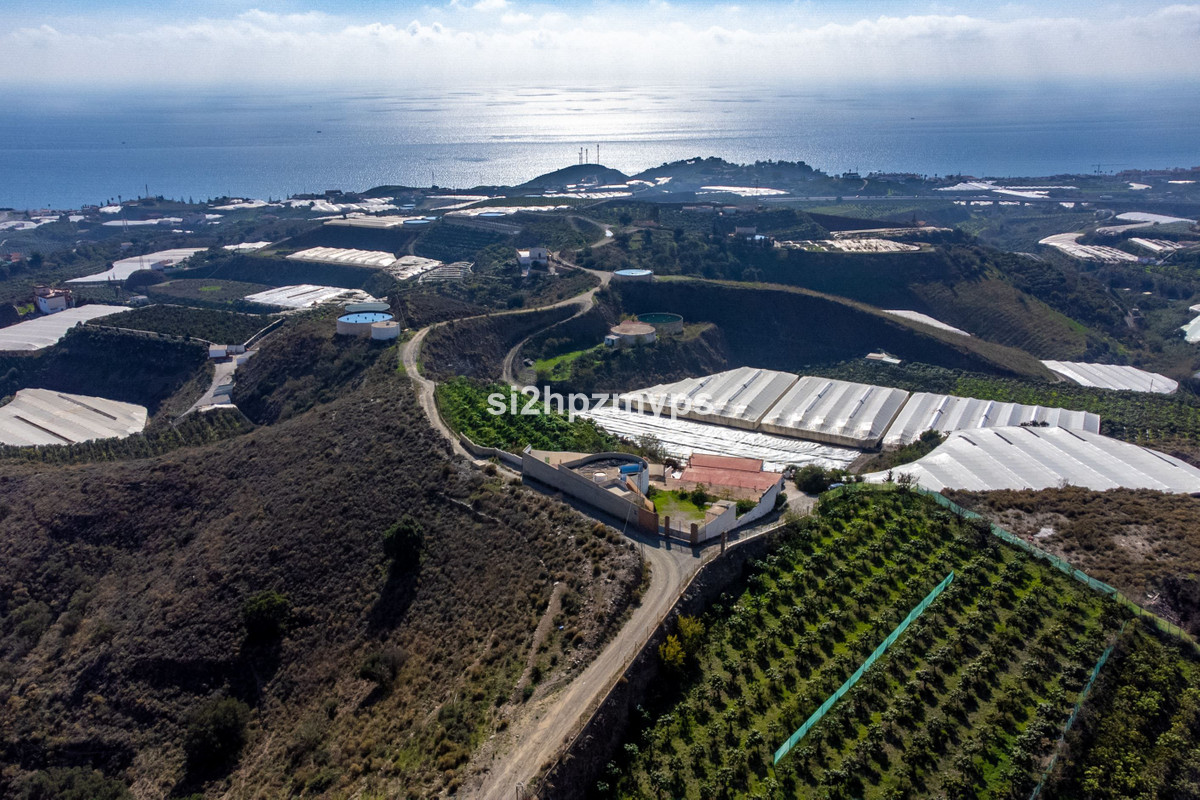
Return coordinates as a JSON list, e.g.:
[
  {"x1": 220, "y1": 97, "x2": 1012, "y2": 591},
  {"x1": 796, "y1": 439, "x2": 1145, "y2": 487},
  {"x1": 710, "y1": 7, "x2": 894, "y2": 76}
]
[{"x1": 398, "y1": 256, "x2": 725, "y2": 799}]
